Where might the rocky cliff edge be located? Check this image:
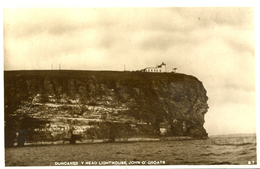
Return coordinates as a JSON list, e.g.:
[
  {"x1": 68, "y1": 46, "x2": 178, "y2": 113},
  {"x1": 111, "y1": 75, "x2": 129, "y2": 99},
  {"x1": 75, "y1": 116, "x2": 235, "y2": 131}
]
[{"x1": 4, "y1": 70, "x2": 208, "y2": 146}]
